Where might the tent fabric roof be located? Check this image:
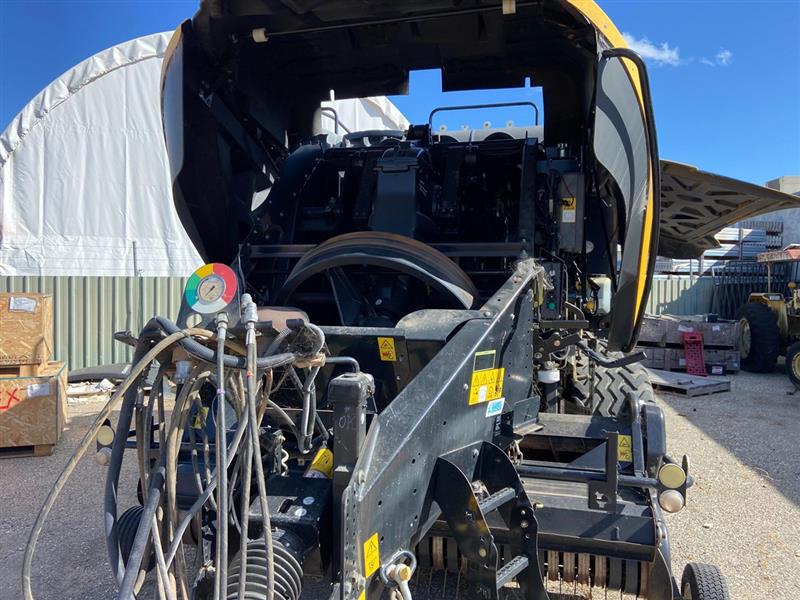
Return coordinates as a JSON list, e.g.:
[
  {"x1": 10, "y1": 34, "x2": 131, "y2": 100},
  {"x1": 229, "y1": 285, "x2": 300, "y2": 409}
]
[
  {"x1": 1, "y1": 33, "x2": 171, "y2": 171},
  {"x1": 0, "y1": 32, "x2": 202, "y2": 277}
]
